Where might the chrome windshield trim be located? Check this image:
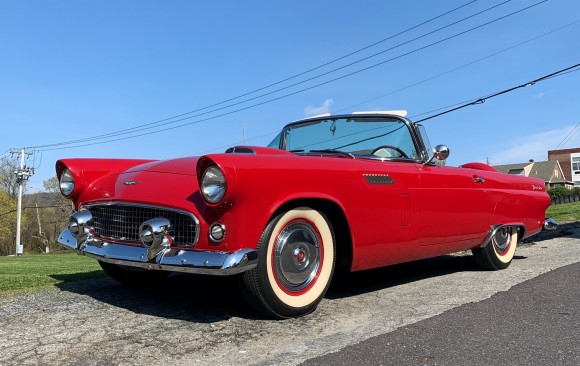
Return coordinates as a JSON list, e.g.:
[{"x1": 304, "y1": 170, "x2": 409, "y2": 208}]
[
  {"x1": 277, "y1": 113, "x2": 428, "y2": 162},
  {"x1": 58, "y1": 228, "x2": 258, "y2": 276},
  {"x1": 81, "y1": 201, "x2": 201, "y2": 246}
]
